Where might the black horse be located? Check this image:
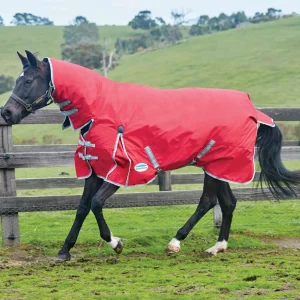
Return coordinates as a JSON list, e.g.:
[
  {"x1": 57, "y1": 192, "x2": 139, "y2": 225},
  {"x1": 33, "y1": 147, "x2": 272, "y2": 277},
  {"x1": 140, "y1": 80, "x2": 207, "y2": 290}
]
[{"x1": 1, "y1": 51, "x2": 299, "y2": 262}]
